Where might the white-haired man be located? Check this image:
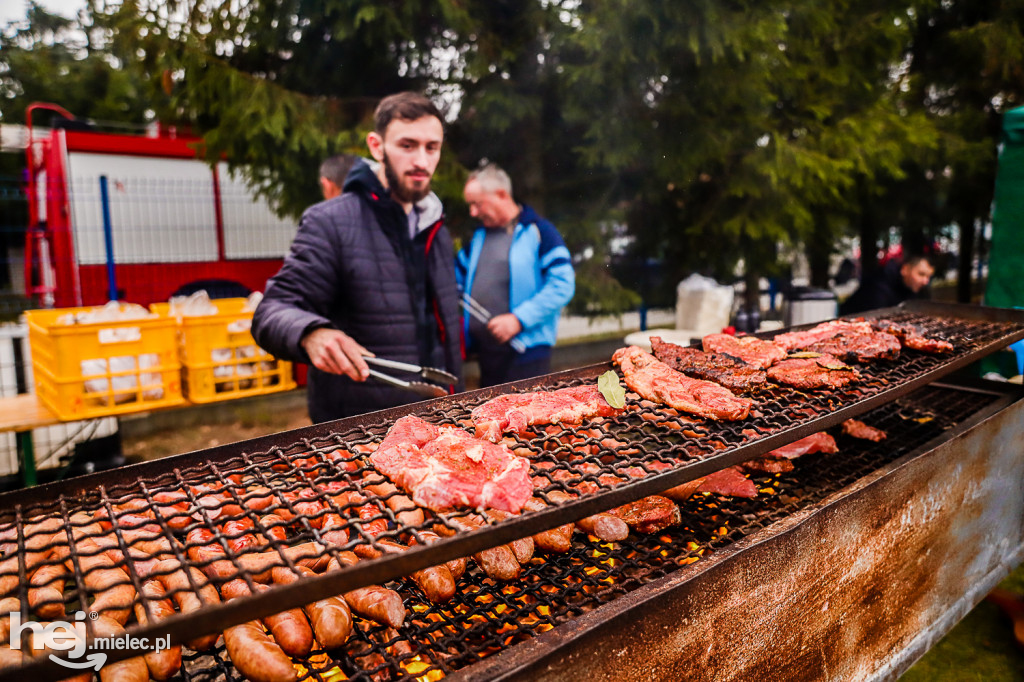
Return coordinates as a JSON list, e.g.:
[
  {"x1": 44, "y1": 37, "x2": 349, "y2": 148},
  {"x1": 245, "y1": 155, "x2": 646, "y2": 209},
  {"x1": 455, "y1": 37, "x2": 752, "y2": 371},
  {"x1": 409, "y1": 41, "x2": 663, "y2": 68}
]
[{"x1": 457, "y1": 163, "x2": 575, "y2": 387}]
